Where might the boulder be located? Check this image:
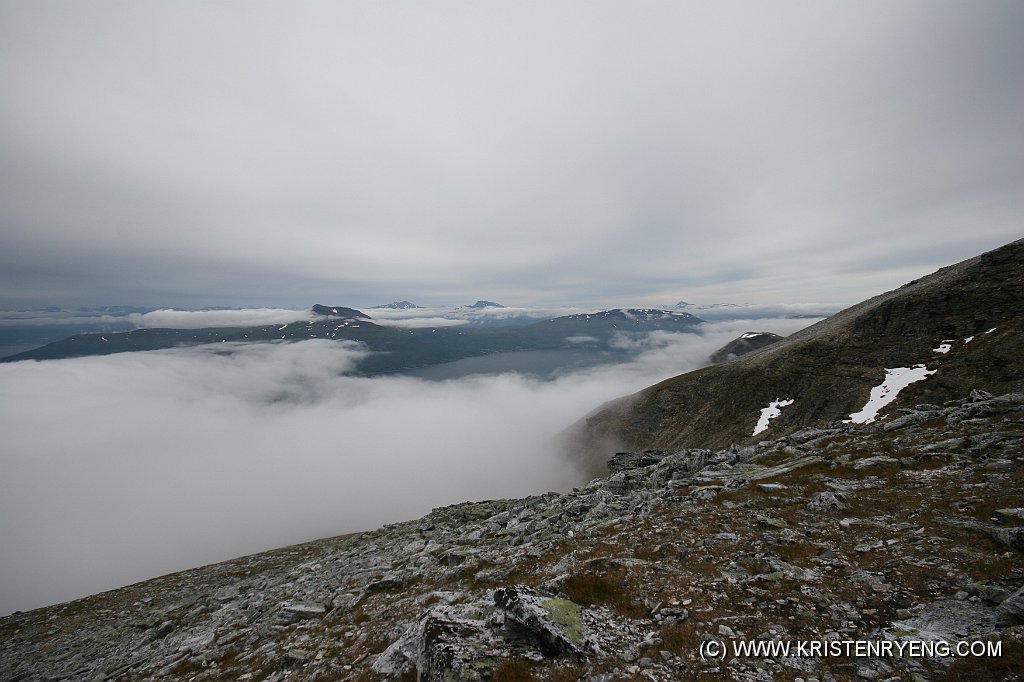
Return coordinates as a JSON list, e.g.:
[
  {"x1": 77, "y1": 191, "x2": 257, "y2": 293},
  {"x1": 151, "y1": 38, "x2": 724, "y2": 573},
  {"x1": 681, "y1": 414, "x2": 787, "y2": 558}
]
[
  {"x1": 997, "y1": 585, "x2": 1024, "y2": 624},
  {"x1": 494, "y1": 586, "x2": 599, "y2": 657},
  {"x1": 607, "y1": 451, "x2": 666, "y2": 473},
  {"x1": 807, "y1": 491, "x2": 849, "y2": 512}
]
